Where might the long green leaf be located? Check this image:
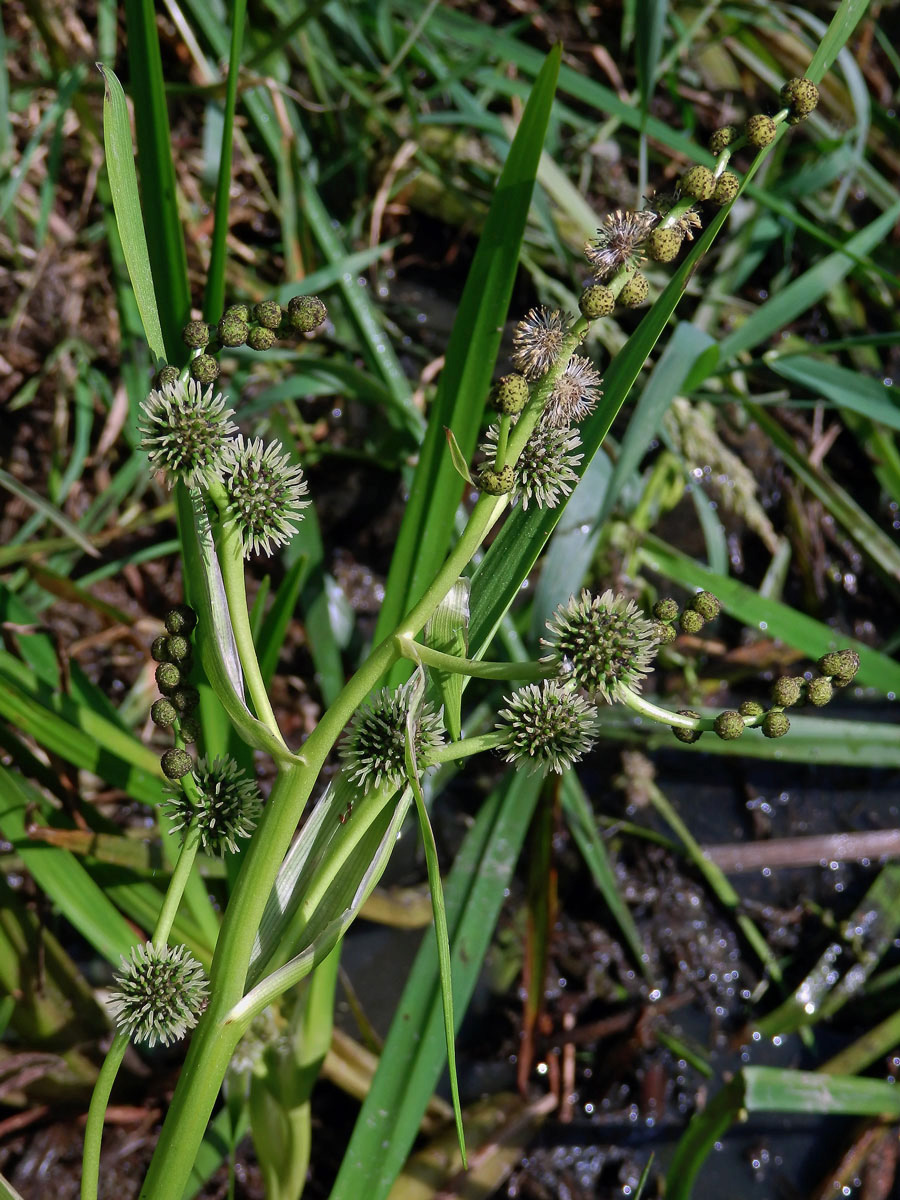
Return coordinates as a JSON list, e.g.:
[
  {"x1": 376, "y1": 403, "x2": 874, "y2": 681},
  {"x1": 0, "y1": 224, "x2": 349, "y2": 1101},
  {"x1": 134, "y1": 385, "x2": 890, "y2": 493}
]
[
  {"x1": 329, "y1": 769, "x2": 542, "y2": 1200},
  {"x1": 767, "y1": 354, "x2": 900, "y2": 432},
  {"x1": 374, "y1": 46, "x2": 562, "y2": 661},
  {"x1": 121, "y1": 0, "x2": 191, "y2": 359},
  {"x1": 97, "y1": 64, "x2": 166, "y2": 366}
]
